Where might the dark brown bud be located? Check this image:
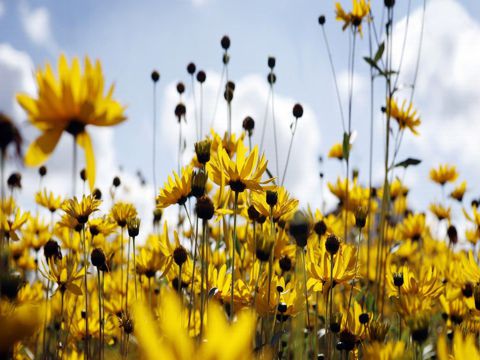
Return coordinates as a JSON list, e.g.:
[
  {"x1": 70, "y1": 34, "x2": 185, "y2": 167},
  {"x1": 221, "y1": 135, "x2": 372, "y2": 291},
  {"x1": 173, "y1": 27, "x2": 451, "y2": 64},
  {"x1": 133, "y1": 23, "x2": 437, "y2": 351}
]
[
  {"x1": 151, "y1": 70, "x2": 160, "y2": 82},
  {"x1": 196, "y1": 70, "x2": 206, "y2": 83},
  {"x1": 7, "y1": 172, "x2": 21, "y2": 189},
  {"x1": 279, "y1": 256, "x2": 292, "y2": 272},
  {"x1": 0, "y1": 272, "x2": 23, "y2": 300},
  {"x1": 39, "y1": 166, "x2": 47, "y2": 177},
  {"x1": 187, "y1": 62, "x2": 196, "y2": 75},
  {"x1": 318, "y1": 15, "x2": 326, "y2": 25},
  {"x1": 176, "y1": 82, "x2": 185, "y2": 94},
  {"x1": 113, "y1": 176, "x2": 121, "y2": 187},
  {"x1": 127, "y1": 217, "x2": 141, "y2": 238},
  {"x1": 247, "y1": 205, "x2": 260, "y2": 221},
  {"x1": 393, "y1": 272, "x2": 404, "y2": 287},
  {"x1": 220, "y1": 35, "x2": 231, "y2": 50},
  {"x1": 191, "y1": 170, "x2": 208, "y2": 198},
  {"x1": 325, "y1": 234, "x2": 340, "y2": 255},
  {"x1": 266, "y1": 190, "x2": 278, "y2": 207},
  {"x1": 267, "y1": 72, "x2": 276, "y2": 85},
  {"x1": 173, "y1": 246, "x2": 188, "y2": 266},
  {"x1": 314, "y1": 220, "x2": 327, "y2": 236},
  {"x1": 175, "y1": 103, "x2": 186, "y2": 120},
  {"x1": 195, "y1": 195, "x2": 215, "y2": 221},
  {"x1": 80, "y1": 169, "x2": 87, "y2": 181},
  {"x1": 289, "y1": 211, "x2": 310, "y2": 247},
  {"x1": 293, "y1": 103, "x2": 303, "y2": 118},
  {"x1": 91, "y1": 248, "x2": 106, "y2": 268},
  {"x1": 278, "y1": 302, "x2": 287, "y2": 313},
  {"x1": 93, "y1": 188, "x2": 102, "y2": 200},
  {"x1": 153, "y1": 209, "x2": 163, "y2": 225},
  {"x1": 44, "y1": 240, "x2": 62, "y2": 260},
  {"x1": 194, "y1": 139, "x2": 211, "y2": 165},
  {"x1": 359, "y1": 313, "x2": 370, "y2": 324},
  {"x1": 268, "y1": 56, "x2": 276, "y2": 69},
  {"x1": 242, "y1": 116, "x2": 255, "y2": 135},
  {"x1": 384, "y1": 0, "x2": 395, "y2": 8},
  {"x1": 447, "y1": 225, "x2": 458, "y2": 245}
]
